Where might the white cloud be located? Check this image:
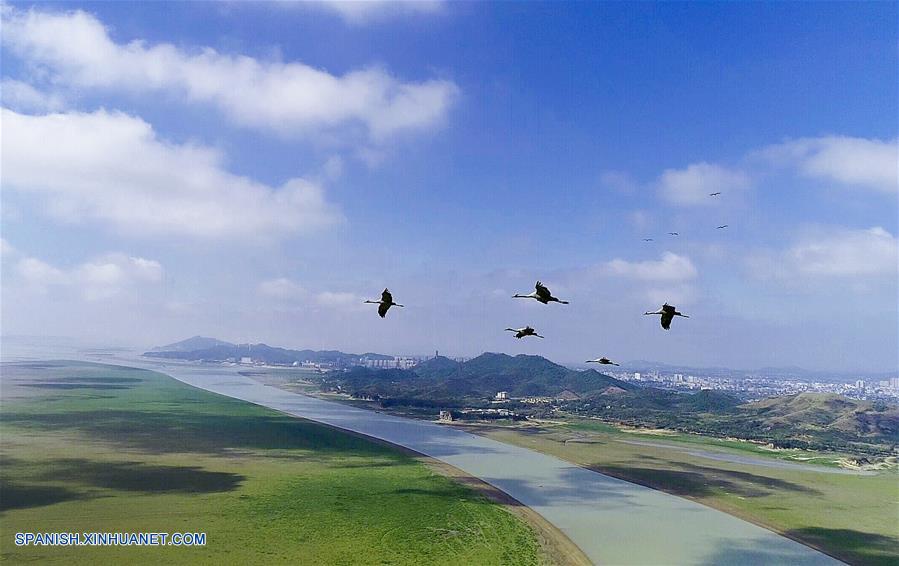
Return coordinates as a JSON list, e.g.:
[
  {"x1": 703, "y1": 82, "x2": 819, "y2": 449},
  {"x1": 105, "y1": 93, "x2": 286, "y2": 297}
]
[
  {"x1": 258, "y1": 277, "x2": 362, "y2": 311},
  {"x1": 628, "y1": 209, "x2": 653, "y2": 232},
  {"x1": 1, "y1": 108, "x2": 342, "y2": 240},
  {"x1": 605, "y1": 252, "x2": 698, "y2": 281},
  {"x1": 2, "y1": 5, "x2": 458, "y2": 141},
  {"x1": 313, "y1": 0, "x2": 444, "y2": 25},
  {"x1": 75, "y1": 253, "x2": 163, "y2": 299},
  {"x1": 17, "y1": 257, "x2": 65, "y2": 286},
  {"x1": 0, "y1": 78, "x2": 65, "y2": 112},
  {"x1": 315, "y1": 290, "x2": 359, "y2": 307},
  {"x1": 258, "y1": 277, "x2": 307, "y2": 299},
  {"x1": 758, "y1": 136, "x2": 898, "y2": 194},
  {"x1": 657, "y1": 162, "x2": 750, "y2": 206},
  {"x1": 77, "y1": 254, "x2": 162, "y2": 285},
  {"x1": 321, "y1": 155, "x2": 345, "y2": 180},
  {"x1": 14, "y1": 252, "x2": 160, "y2": 299},
  {"x1": 787, "y1": 227, "x2": 897, "y2": 277},
  {"x1": 749, "y1": 226, "x2": 898, "y2": 281},
  {"x1": 0, "y1": 238, "x2": 17, "y2": 257}
]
